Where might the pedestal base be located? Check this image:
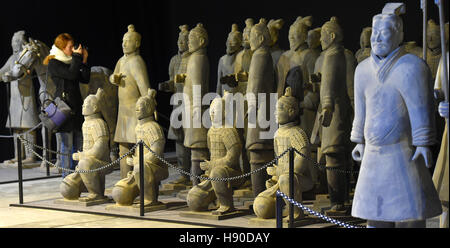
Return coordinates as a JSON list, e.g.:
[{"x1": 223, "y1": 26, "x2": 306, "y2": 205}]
[
  {"x1": 54, "y1": 196, "x2": 112, "y2": 207},
  {"x1": 179, "y1": 210, "x2": 248, "y2": 220},
  {"x1": 248, "y1": 216, "x2": 325, "y2": 228},
  {"x1": 105, "y1": 202, "x2": 167, "y2": 213},
  {"x1": 1, "y1": 161, "x2": 41, "y2": 169}
]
